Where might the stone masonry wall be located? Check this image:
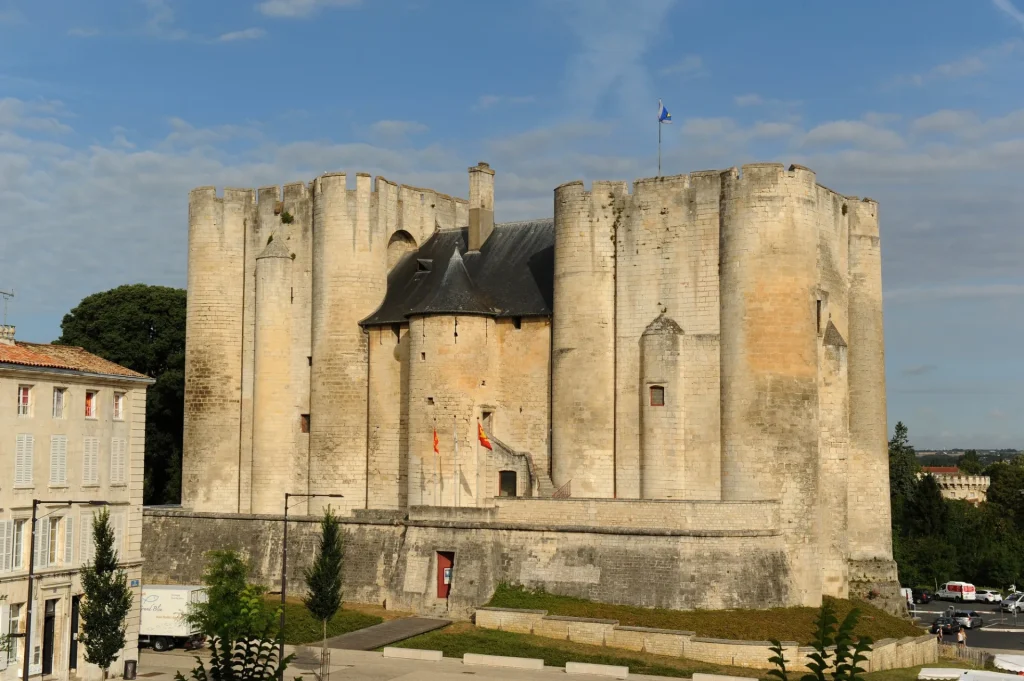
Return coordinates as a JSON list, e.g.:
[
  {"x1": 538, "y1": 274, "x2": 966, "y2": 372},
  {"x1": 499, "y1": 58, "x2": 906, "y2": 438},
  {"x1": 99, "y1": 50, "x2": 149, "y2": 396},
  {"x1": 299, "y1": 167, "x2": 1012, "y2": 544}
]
[
  {"x1": 615, "y1": 172, "x2": 722, "y2": 498},
  {"x1": 367, "y1": 325, "x2": 410, "y2": 510},
  {"x1": 143, "y1": 503, "x2": 789, "y2": 619},
  {"x1": 183, "y1": 187, "x2": 248, "y2": 512}
]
